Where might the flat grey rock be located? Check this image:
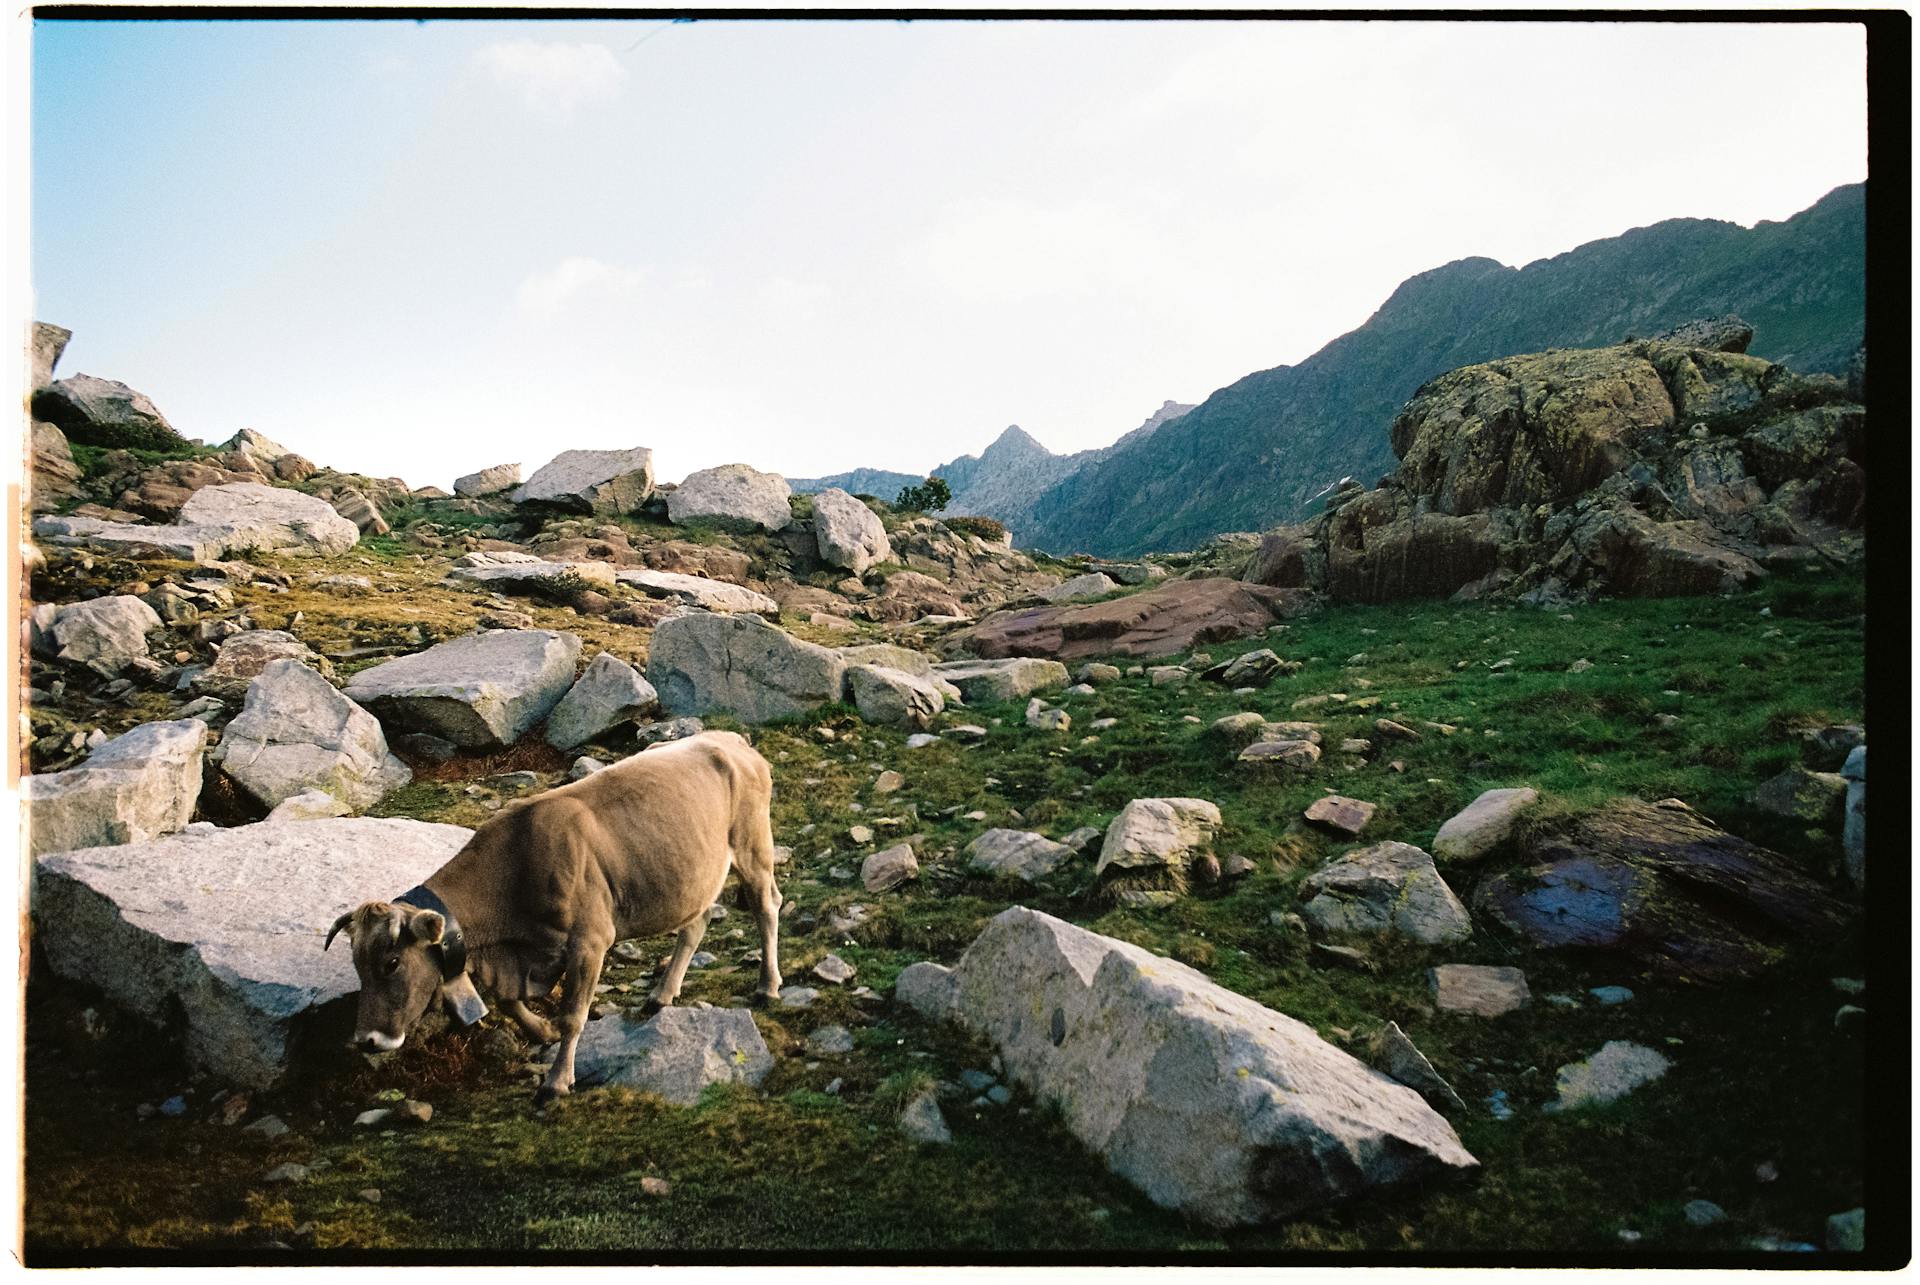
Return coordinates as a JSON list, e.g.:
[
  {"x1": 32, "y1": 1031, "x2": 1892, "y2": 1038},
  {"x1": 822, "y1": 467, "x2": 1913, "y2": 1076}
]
[
  {"x1": 453, "y1": 462, "x2": 520, "y2": 497},
  {"x1": 43, "y1": 594, "x2": 162, "y2": 671},
  {"x1": 898, "y1": 1092, "x2": 952, "y2": 1144},
  {"x1": 967, "y1": 829, "x2": 1076, "y2": 882},
  {"x1": 615, "y1": 568, "x2": 779, "y2": 614},
  {"x1": 33, "y1": 816, "x2": 473, "y2": 1088},
  {"x1": 1544, "y1": 1040, "x2": 1671, "y2": 1112},
  {"x1": 25, "y1": 718, "x2": 207, "y2": 858},
  {"x1": 571, "y1": 1006, "x2": 773, "y2": 1104},
  {"x1": 930, "y1": 658, "x2": 1069, "y2": 704},
  {"x1": 449, "y1": 559, "x2": 616, "y2": 594},
  {"x1": 1430, "y1": 964, "x2": 1531, "y2": 1017},
  {"x1": 346, "y1": 630, "x2": 582, "y2": 748},
  {"x1": 846, "y1": 664, "x2": 944, "y2": 729},
  {"x1": 1431, "y1": 787, "x2": 1540, "y2": 863}
]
